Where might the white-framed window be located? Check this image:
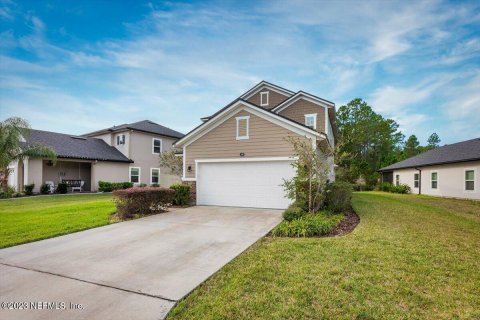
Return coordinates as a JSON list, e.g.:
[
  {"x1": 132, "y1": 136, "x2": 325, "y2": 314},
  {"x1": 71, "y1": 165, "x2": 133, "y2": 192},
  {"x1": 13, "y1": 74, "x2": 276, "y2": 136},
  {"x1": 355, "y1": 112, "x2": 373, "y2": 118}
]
[
  {"x1": 260, "y1": 91, "x2": 269, "y2": 106},
  {"x1": 431, "y1": 172, "x2": 438, "y2": 189},
  {"x1": 236, "y1": 116, "x2": 249, "y2": 140},
  {"x1": 150, "y1": 168, "x2": 160, "y2": 185},
  {"x1": 116, "y1": 134, "x2": 125, "y2": 145},
  {"x1": 304, "y1": 113, "x2": 317, "y2": 129},
  {"x1": 395, "y1": 174, "x2": 400, "y2": 186},
  {"x1": 465, "y1": 169, "x2": 475, "y2": 191},
  {"x1": 414, "y1": 173, "x2": 419, "y2": 188},
  {"x1": 129, "y1": 167, "x2": 140, "y2": 184},
  {"x1": 152, "y1": 138, "x2": 162, "y2": 154}
]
